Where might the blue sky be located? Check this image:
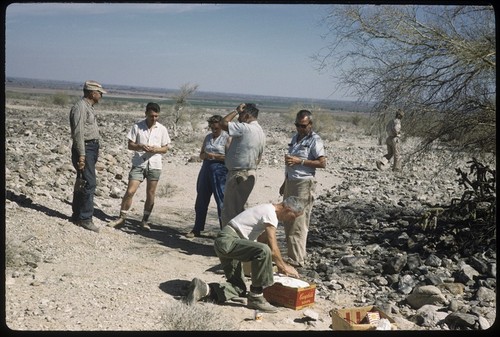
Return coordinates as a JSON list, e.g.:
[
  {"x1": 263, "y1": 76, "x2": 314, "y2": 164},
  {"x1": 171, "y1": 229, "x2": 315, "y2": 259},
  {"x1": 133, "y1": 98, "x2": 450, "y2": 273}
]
[{"x1": 5, "y1": 3, "x2": 355, "y2": 101}]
